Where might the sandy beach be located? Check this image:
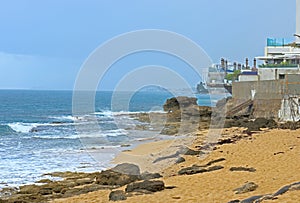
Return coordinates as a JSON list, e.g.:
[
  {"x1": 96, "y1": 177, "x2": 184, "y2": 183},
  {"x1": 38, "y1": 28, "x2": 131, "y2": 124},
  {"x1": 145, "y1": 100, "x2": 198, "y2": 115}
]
[{"x1": 51, "y1": 128, "x2": 300, "y2": 203}]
